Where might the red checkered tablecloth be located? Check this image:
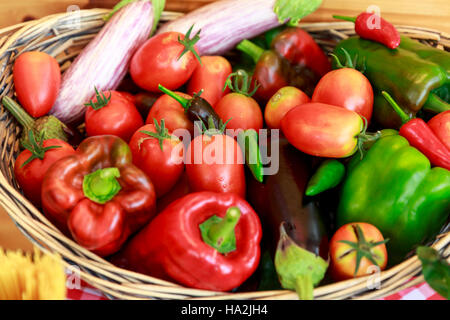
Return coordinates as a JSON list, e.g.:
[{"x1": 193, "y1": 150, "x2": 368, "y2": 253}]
[{"x1": 65, "y1": 278, "x2": 445, "y2": 300}]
